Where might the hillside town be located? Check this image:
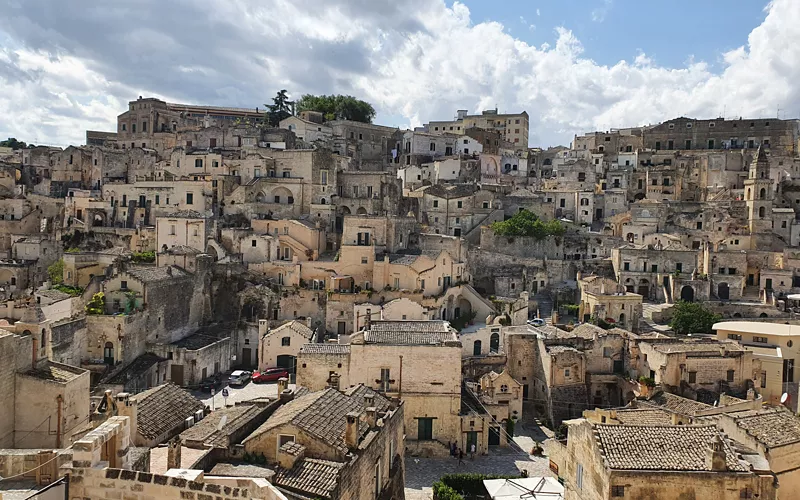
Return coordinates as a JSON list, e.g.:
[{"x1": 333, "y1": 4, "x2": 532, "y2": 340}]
[{"x1": 1, "y1": 94, "x2": 800, "y2": 500}]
